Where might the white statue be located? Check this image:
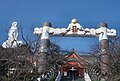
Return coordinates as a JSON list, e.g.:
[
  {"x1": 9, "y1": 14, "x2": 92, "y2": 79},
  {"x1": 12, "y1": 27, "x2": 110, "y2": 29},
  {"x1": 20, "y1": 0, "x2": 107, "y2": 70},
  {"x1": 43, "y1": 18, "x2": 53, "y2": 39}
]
[
  {"x1": 8, "y1": 22, "x2": 18, "y2": 41},
  {"x1": 2, "y1": 22, "x2": 23, "y2": 48}
]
